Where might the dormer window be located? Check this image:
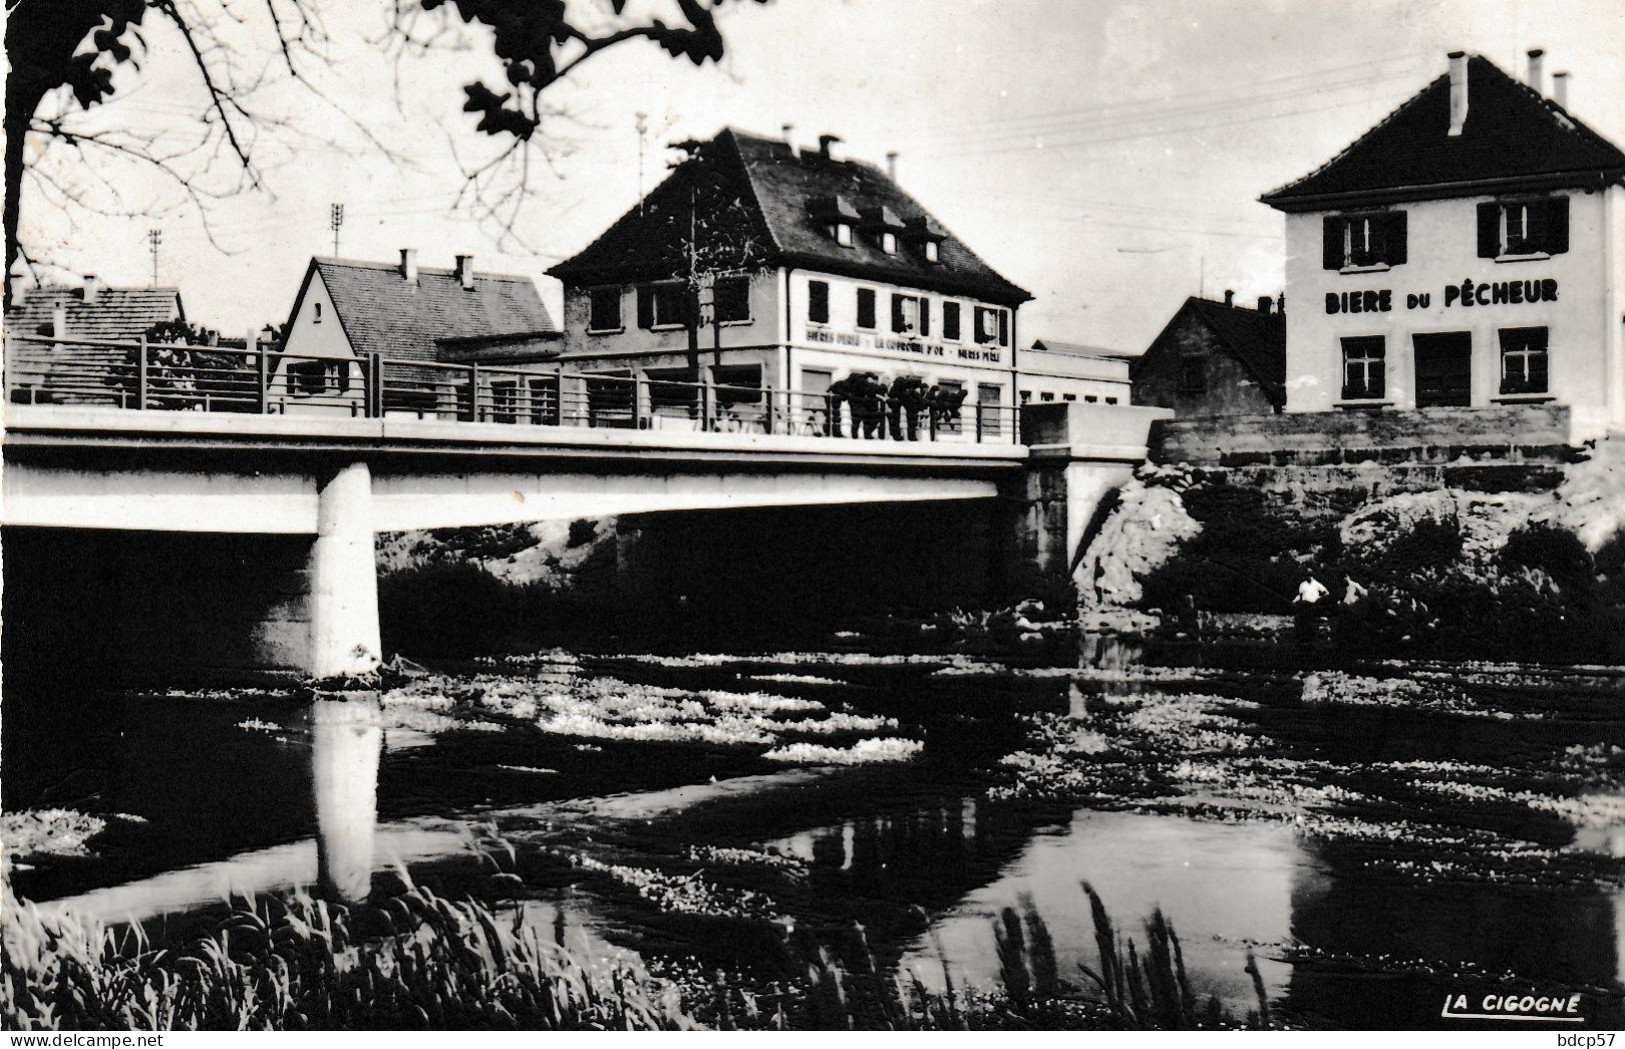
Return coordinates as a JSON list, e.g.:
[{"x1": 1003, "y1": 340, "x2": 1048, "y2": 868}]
[
  {"x1": 882, "y1": 232, "x2": 898, "y2": 255},
  {"x1": 1323, "y1": 211, "x2": 1407, "y2": 272},
  {"x1": 810, "y1": 195, "x2": 861, "y2": 249},
  {"x1": 924, "y1": 241, "x2": 940, "y2": 264}
]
